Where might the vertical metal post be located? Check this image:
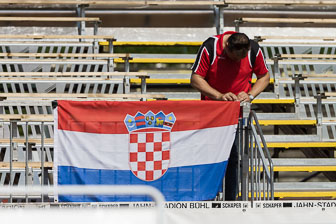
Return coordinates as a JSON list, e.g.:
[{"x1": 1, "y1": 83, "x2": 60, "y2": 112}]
[
  {"x1": 237, "y1": 117, "x2": 243, "y2": 201},
  {"x1": 9, "y1": 119, "x2": 18, "y2": 203},
  {"x1": 41, "y1": 122, "x2": 45, "y2": 202},
  {"x1": 124, "y1": 57, "x2": 130, "y2": 73},
  {"x1": 107, "y1": 58, "x2": 114, "y2": 72},
  {"x1": 293, "y1": 74, "x2": 304, "y2": 117},
  {"x1": 140, "y1": 76, "x2": 148, "y2": 94},
  {"x1": 267, "y1": 164, "x2": 274, "y2": 200},
  {"x1": 93, "y1": 37, "x2": 98, "y2": 54},
  {"x1": 108, "y1": 39, "x2": 114, "y2": 54},
  {"x1": 234, "y1": 18, "x2": 242, "y2": 32},
  {"x1": 240, "y1": 102, "x2": 250, "y2": 201},
  {"x1": 273, "y1": 54, "x2": 281, "y2": 98},
  {"x1": 263, "y1": 167, "x2": 266, "y2": 200},
  {"x1": 123, "y1": 76, "x2": 130, "y2": 94},
  {"x1": 214, "y1": 5, "x2": 225, "y2": 34},
  {"x1": 257, "y1": 152, "x2": 260, "y2": 200},
  {"x1": 77, "y1": 4, "x2": 86, "y2": 35},
  {"x1": 93, "y1": 21, "x2": 100, "y2": 36},
  {"x1": 25, "y1": 122, "x2": 29, "y2": 203},
  {"x1": 250, "y1": 125, "x2": 254, "y2": 205},
  {"x1": 315, "y1": 93, "x2": 325, "y2": 140},
  {"x1": 9, "y1": 121, "x2": 13, "y2": 203}
]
